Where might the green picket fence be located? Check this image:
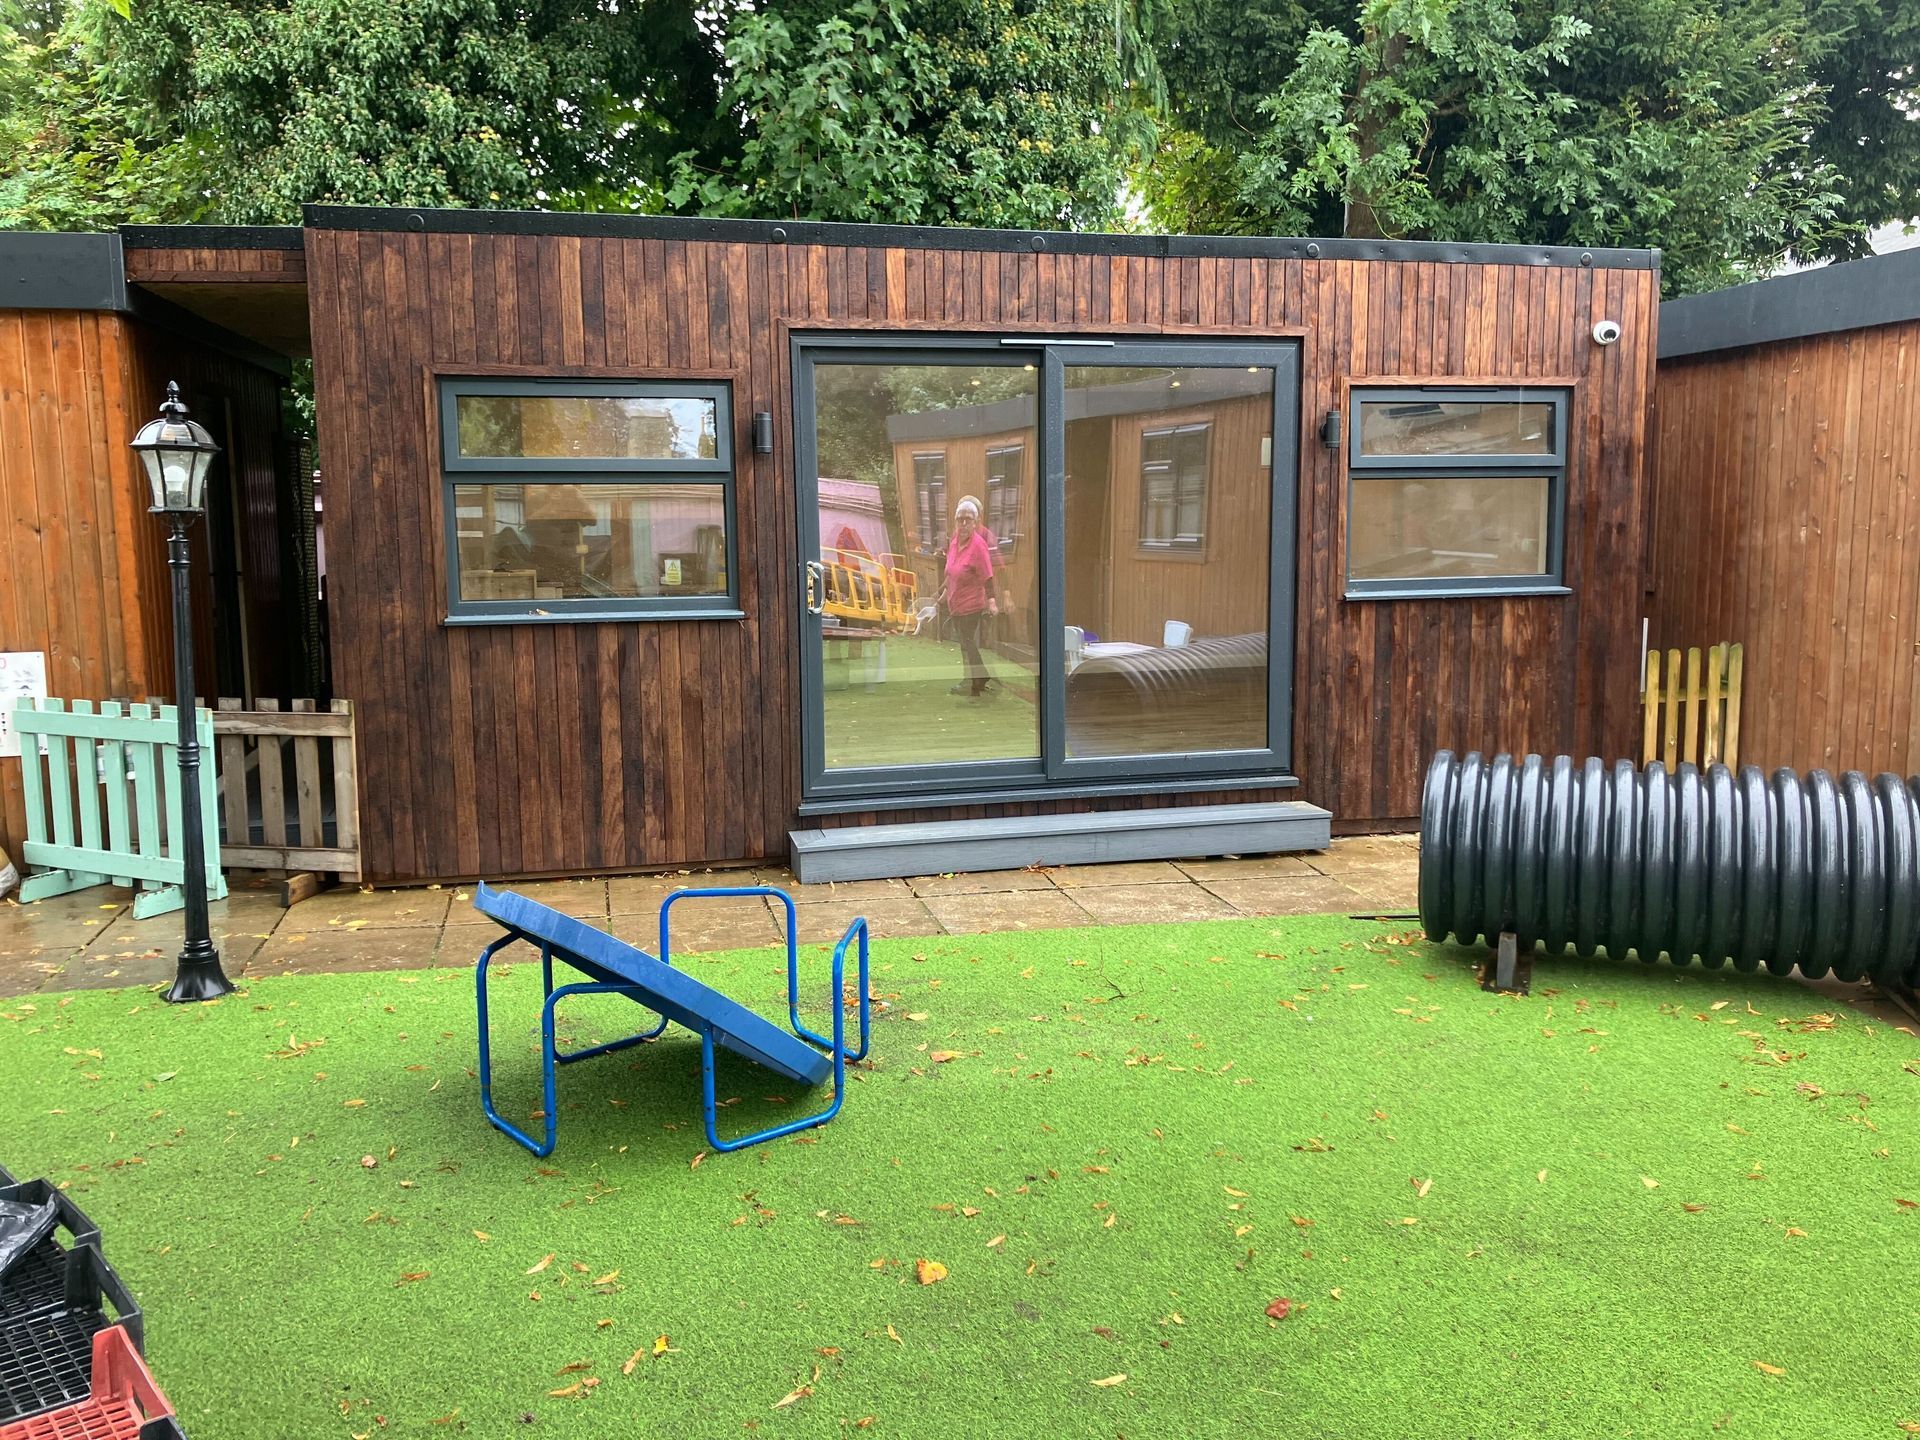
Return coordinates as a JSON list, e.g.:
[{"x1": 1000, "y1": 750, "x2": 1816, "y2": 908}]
[{"x1": 12, "y1": 697, "x2": 227, "y2": 919}]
